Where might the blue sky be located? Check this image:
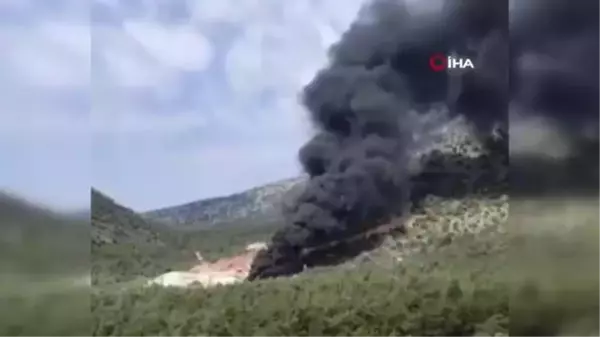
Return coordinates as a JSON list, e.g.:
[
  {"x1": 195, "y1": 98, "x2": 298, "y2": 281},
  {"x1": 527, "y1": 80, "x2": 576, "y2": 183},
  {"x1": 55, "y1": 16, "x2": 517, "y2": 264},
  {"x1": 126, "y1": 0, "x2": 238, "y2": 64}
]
[{"x1": 0, "y1": 0, "x2": 371, "y2": 211}]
